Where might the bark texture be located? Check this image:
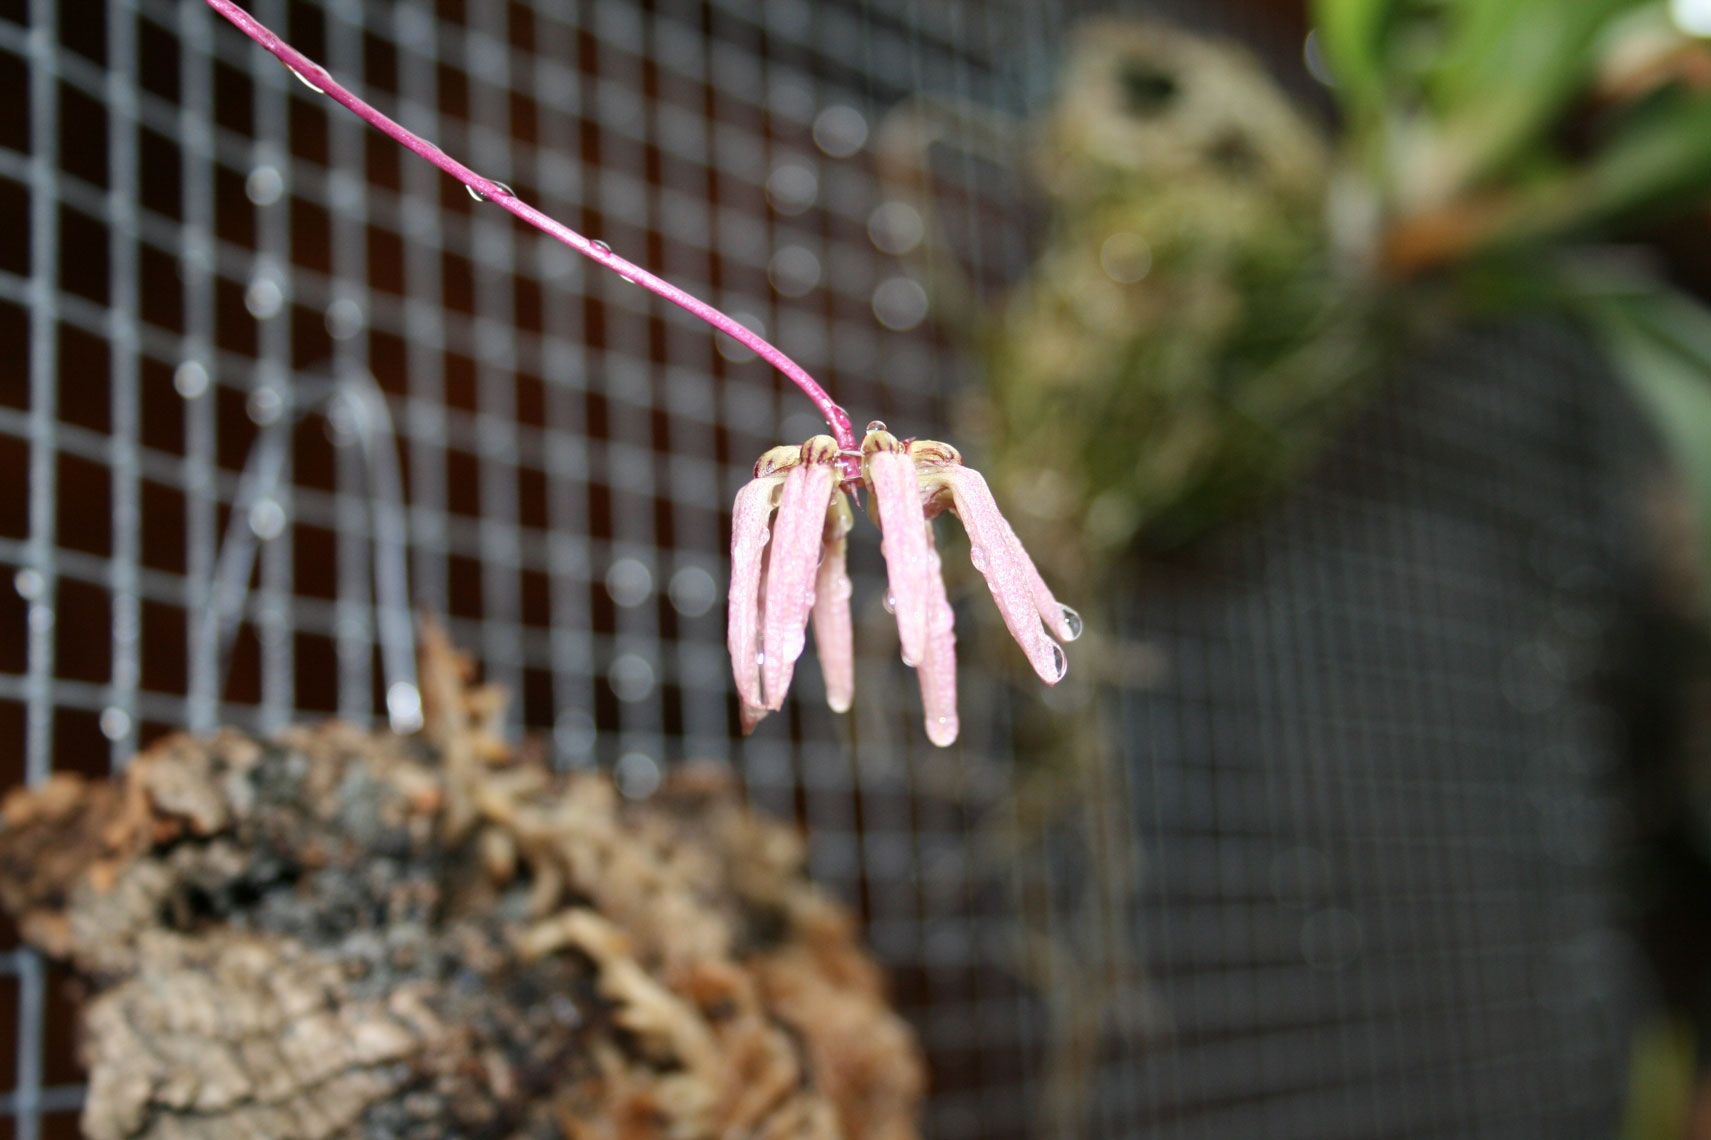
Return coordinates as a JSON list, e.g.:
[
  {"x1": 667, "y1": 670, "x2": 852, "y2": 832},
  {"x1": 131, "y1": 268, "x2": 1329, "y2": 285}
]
[{"x1": 0, "y1": 628, "x2": 923, "y2": 1140}]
